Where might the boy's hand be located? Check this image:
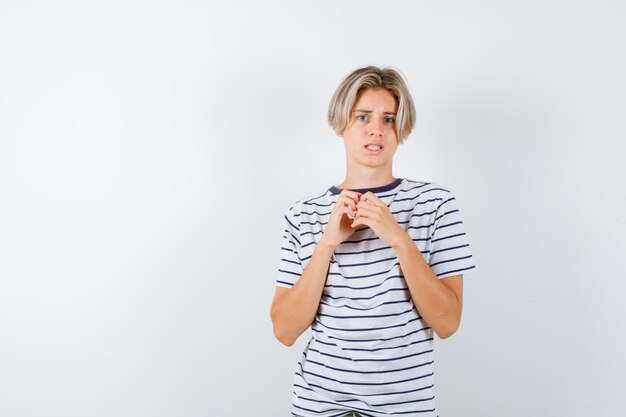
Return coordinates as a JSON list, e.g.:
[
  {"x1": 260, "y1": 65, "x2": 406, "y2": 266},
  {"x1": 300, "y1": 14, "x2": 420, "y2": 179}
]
[
  {"x1": 319, "y1": 189, "x2": 362, "y2": 249},
  {"x1": 350, "y1": 192, "x2": 407, "y2": 249}
]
